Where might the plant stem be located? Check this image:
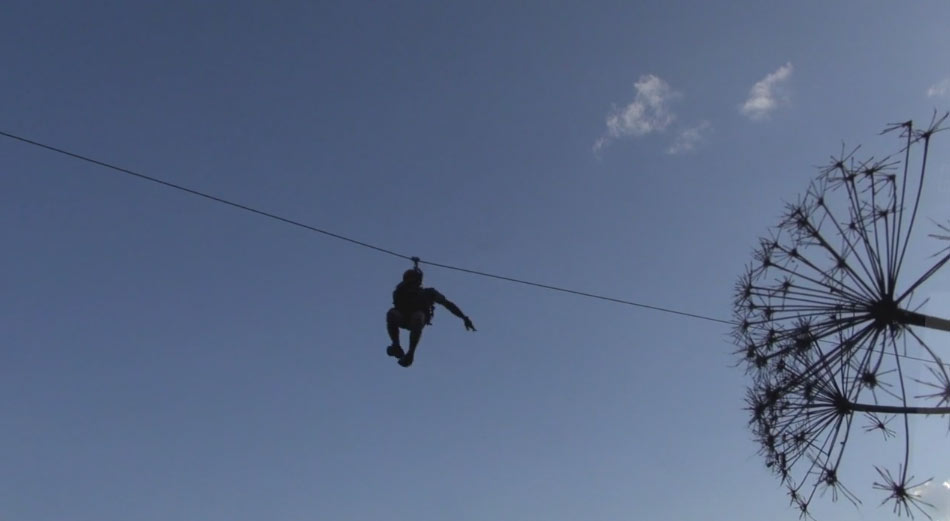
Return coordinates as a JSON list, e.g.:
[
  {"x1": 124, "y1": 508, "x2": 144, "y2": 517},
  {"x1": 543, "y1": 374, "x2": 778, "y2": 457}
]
[
  {"x1": 849, "y1": 402, "x2": 950, "y2": 415},
  {"x1": 898, "y1": 310, "x2": 950, "y2": 332}
]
